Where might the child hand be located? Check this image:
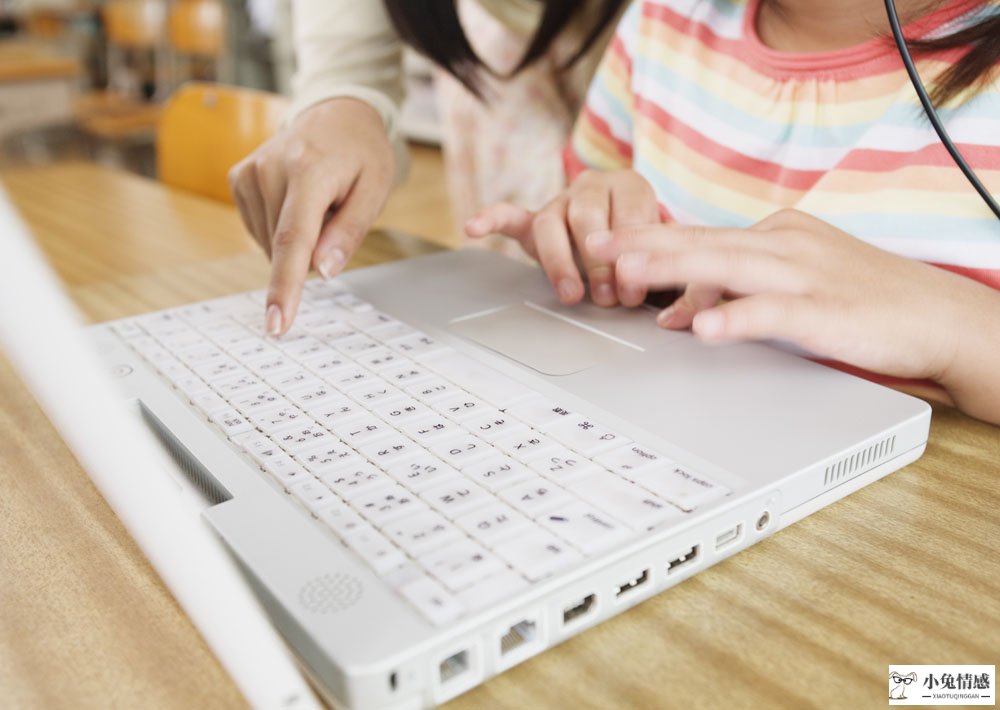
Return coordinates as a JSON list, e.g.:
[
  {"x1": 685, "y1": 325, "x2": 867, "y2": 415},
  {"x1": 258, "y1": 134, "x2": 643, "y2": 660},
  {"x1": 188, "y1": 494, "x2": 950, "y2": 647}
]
[
  {"x1": 465, "y1": 170, "x2": 661, "y2": 307},
  {"x1": 586, "y1": 208, "x2": 981, "y2": 383}
]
